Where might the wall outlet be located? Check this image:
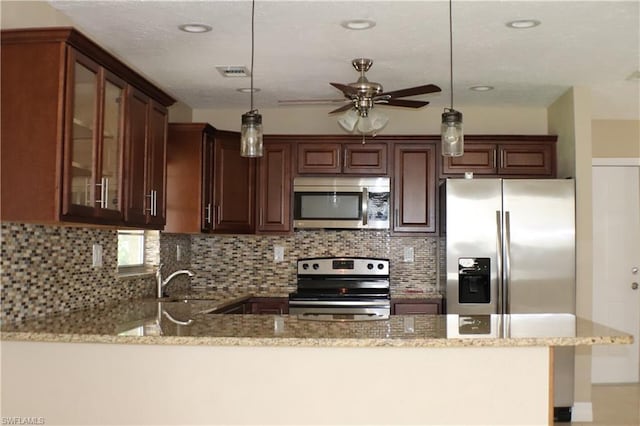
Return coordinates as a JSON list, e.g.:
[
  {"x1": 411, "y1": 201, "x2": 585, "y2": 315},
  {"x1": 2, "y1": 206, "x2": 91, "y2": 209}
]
[
  {"x1": 403, "y1": 246, "x2": 414, "y2": 262},
  {"x1": 176, "y1": 245, "x2": 182, "y2": 261},
  {"x1": 274, "y1": 245, "x2": 285, "y2": 262},
  {"x1": 92, "y1": 243, "x2": 103, "y2": 267},
  {"x1": 403, "y1": 316, "x2": 415, "y2": 333}
]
